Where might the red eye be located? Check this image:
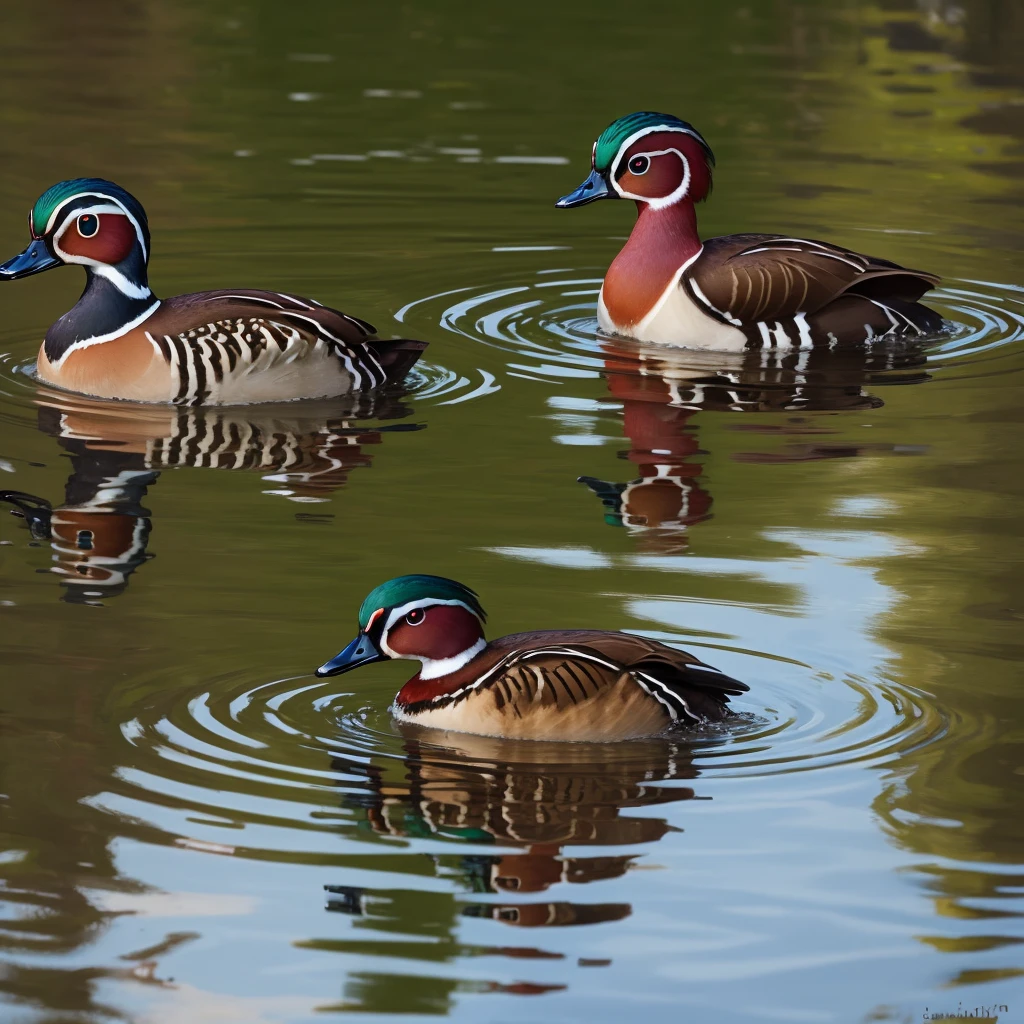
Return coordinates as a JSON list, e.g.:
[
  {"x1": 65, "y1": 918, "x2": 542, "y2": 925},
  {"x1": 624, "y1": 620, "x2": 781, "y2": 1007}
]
[
  {"x1": 405, "y1": 608, "x2": 425, "y2": 626},
  {"x1": 628, "y1": 155, "x2": 650, "y2": 176}
]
